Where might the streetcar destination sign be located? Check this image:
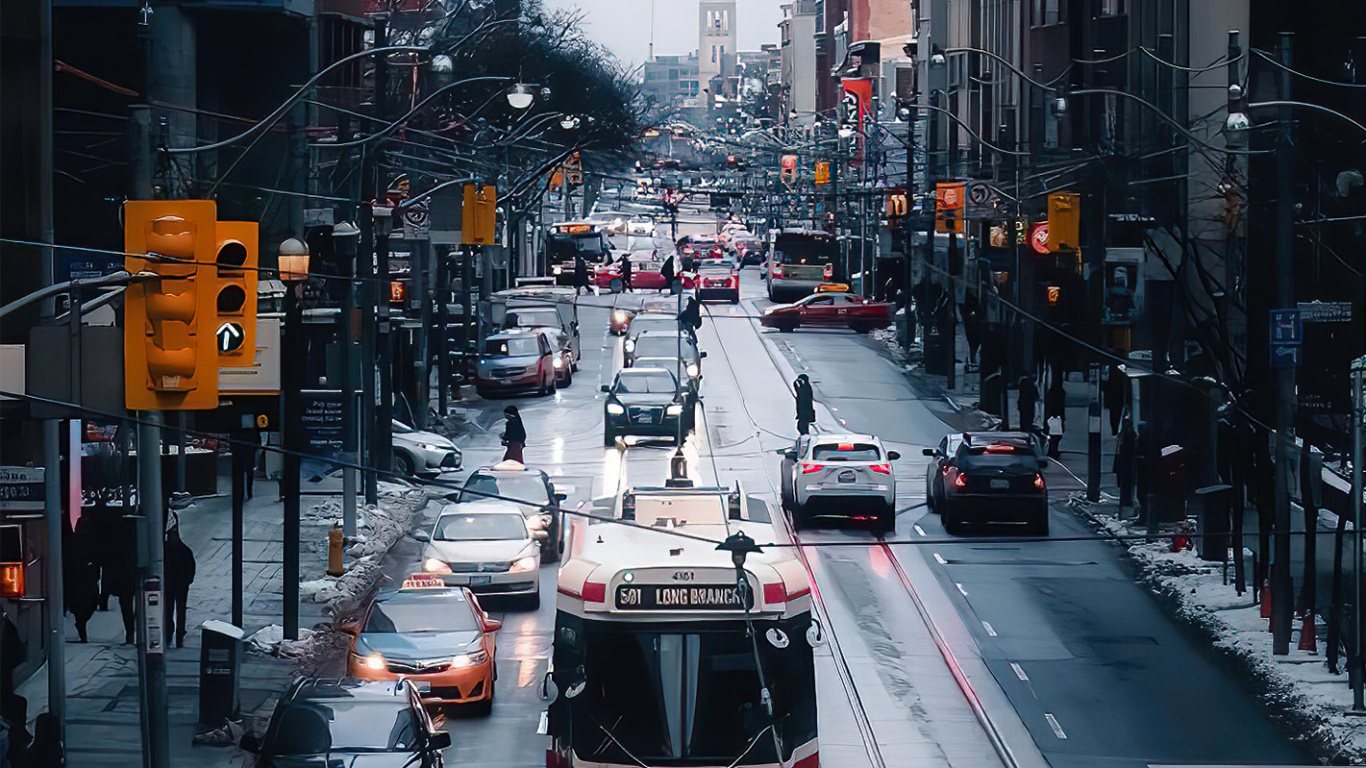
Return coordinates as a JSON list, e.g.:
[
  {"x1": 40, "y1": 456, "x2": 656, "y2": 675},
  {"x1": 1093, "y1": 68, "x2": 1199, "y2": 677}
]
[{"x1": 615, "y1": 584, "x2": 753, "y2": 611}]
